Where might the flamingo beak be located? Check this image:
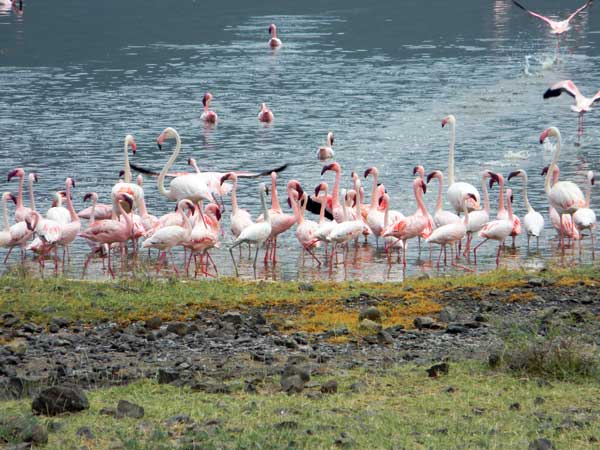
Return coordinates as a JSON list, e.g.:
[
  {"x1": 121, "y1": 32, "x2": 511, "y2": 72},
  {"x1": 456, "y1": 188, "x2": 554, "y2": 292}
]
[
  {"x1": 441, "y1": 118, "x2": 448, "y2": 128},
  {"x1": 426, "y1": 172, "x2": 436, "y2": 184},
  {"x1": 219, "y1": 174, "x2": 230, "y2": 185},
  {"x1": 507, "y1": 171, "x2": 520, "y2": 181},
  {"x1": 592, "y1": 177, "x2": 596, "y2": 186},
  {"x1": 539, "y1": 129, "x2": 549, "y2": 144},
  {"x1": 83, "y1": 193, "x2": 93, "y2": 202},
  {"x1": 541, "y1": 166, "x2": 549, "y2": 176},
  {"x1": 131, "y1": 141, "x2": 137, "y2": 155},
  {"x1": 378, "y1": 196, "x2": 385, "y2": 206},
  {"x1": 321, "y1": 164, "x2": 333, "y2": 175},
  {"x1": 412, "y1": 166, "x2": 420, "y2": 176},
  {"x1": 215, "y1": 207, "x2": 222, "y2": 221},
  {"x1": 7, "y1": 169, "x2": 18, "y2": 182},
  {"x1": 25, "y1": 218, "x2": 34, "y2": 232},
  {"x1": 8, "y1": 193, "x2": 16, "y2": 204},
  {"x1": 489, "y1": 172, "x2": 499, "y2": 189},
  {"x1": 421, "y1": 181, "x2": 427, "y2": 194}
]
